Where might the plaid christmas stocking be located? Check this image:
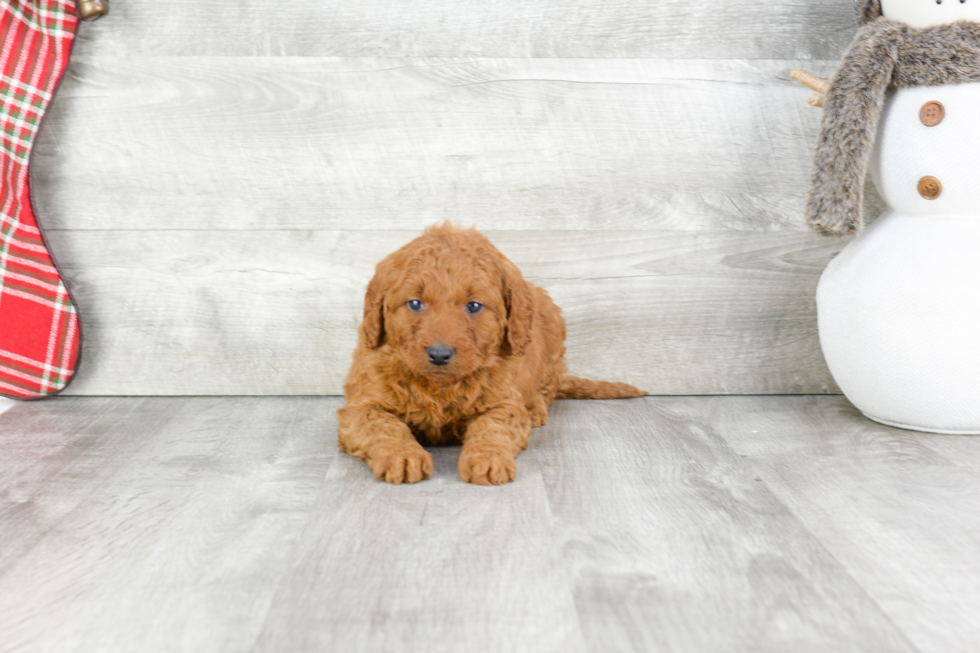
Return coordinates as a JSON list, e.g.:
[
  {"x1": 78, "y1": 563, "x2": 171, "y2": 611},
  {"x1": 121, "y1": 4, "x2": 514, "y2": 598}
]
[{"x1": 0, "y1": 1, "x2": 81, "y2": 399}]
